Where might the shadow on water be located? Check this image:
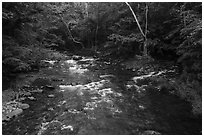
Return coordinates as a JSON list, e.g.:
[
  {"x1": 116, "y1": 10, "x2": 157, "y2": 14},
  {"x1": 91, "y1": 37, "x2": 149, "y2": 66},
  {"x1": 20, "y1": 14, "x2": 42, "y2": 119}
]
[{"x1": 146, "y1": 88, "x2": 201, "y2": 135}]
